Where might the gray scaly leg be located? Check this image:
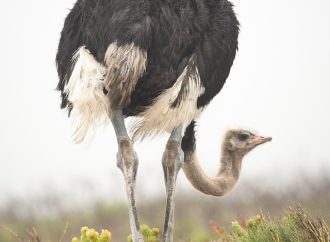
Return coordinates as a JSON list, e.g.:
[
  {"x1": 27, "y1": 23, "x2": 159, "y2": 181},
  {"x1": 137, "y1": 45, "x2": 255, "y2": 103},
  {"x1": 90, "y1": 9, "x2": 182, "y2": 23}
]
[
  {"x1": 162, "y1": 126, "x2": 183, "y2": 242},
  {"x1": 110, "y1": 110, "x2": 144, "y2": 242}
]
